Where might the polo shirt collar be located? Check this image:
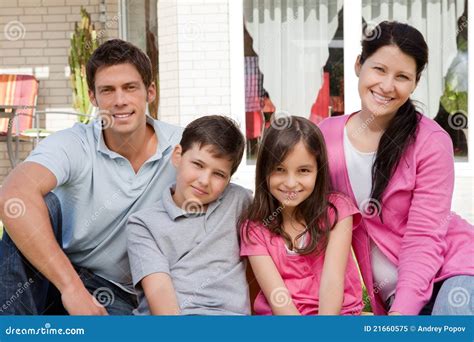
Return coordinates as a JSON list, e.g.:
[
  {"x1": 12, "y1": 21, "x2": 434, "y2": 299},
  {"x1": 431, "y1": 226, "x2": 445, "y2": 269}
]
[
  {"x1": 161, "y1": 184, "x2": 226, "y2": 221},
  {"x1": 93, "y1": 115, "x2": 172, "y2": 160}
]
